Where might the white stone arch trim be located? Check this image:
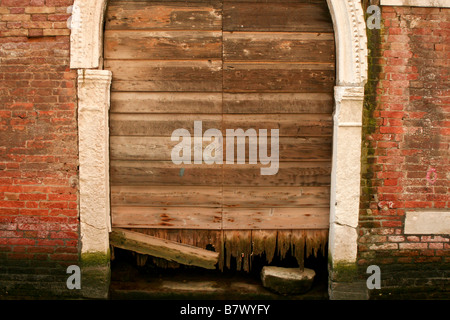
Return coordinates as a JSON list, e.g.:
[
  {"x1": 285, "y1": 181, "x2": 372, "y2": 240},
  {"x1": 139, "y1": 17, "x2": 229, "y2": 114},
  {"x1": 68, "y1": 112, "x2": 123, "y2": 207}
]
[
  {"x1": 69, "y1": 0, "x2": 368, "y2": 277},
  {"x1": 327, "y1": 0, "x2": 368, "y2": 86},
  {"x1": 70, "y1": 0, "x2": 108, "y2": 69}
]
